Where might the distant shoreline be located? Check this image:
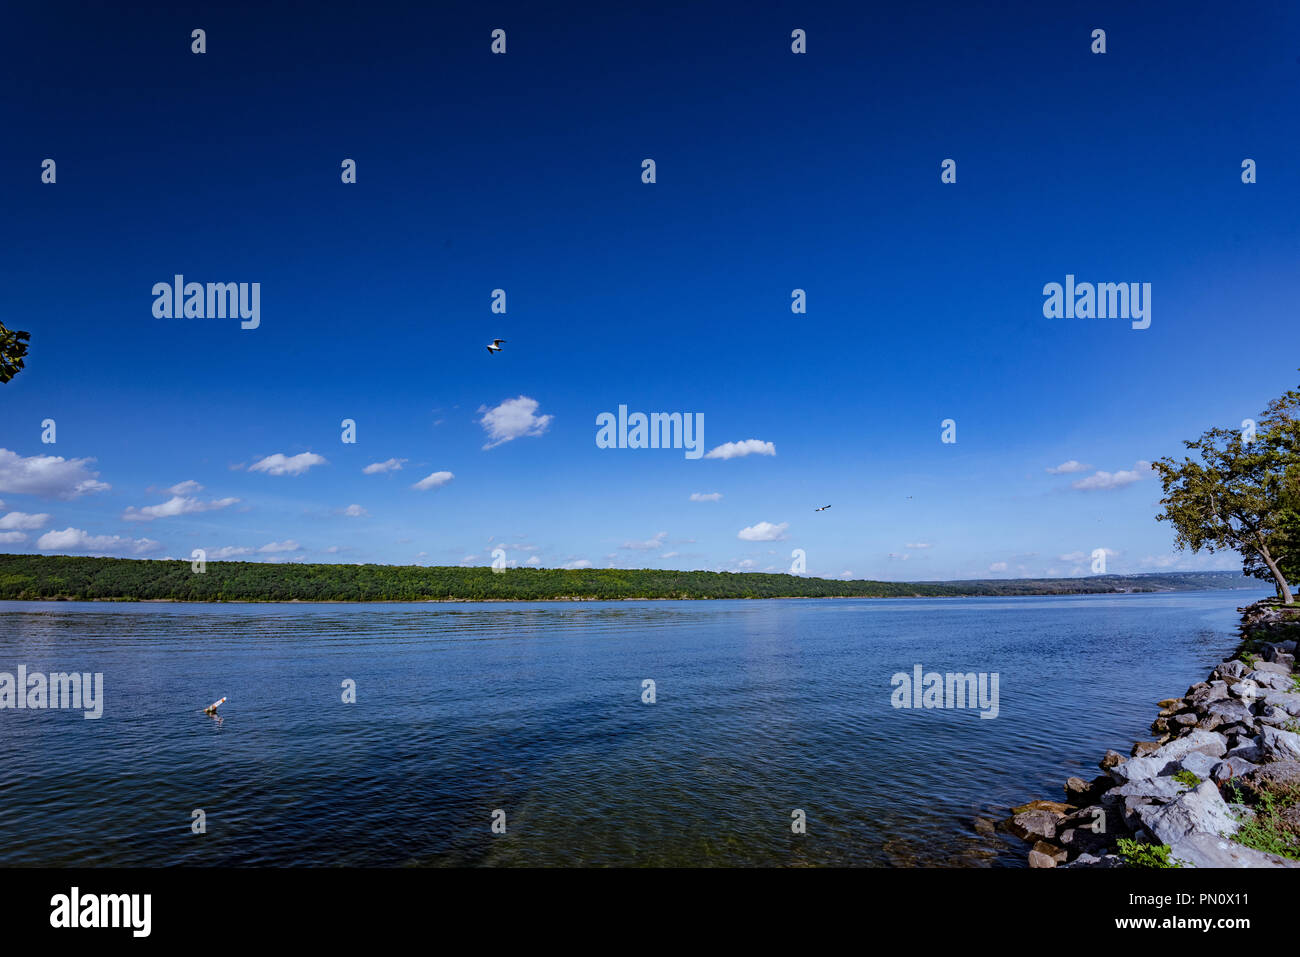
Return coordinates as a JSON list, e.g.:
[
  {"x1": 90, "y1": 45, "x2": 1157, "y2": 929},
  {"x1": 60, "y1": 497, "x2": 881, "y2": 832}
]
[{"x1": 0, "y1": 554, "x2": 1261, "y2": 603}]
